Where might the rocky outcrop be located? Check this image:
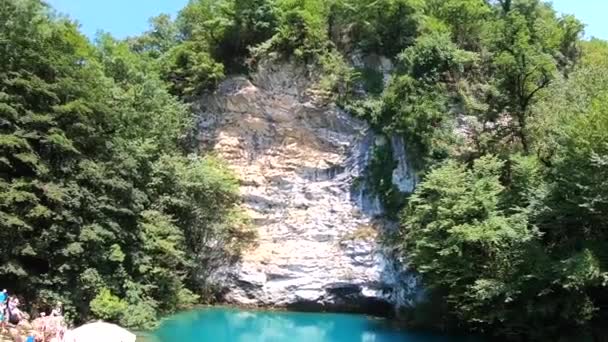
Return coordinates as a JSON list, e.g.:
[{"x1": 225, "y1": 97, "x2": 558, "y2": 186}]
[{"x1": 195, "y1": 61, "x2": 421, "y2": 315}]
